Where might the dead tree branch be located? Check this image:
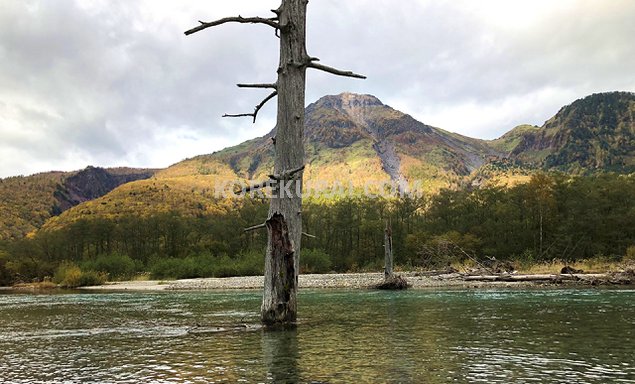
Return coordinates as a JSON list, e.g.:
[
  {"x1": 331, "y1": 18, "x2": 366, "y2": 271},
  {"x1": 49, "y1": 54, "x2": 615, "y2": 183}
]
[
  {"x1": 223, "y1": 91, "x2": 278, "y2": 123},
  {"x1": 301, "y1": 232, "x2": 316, "y2": 239},
  {"x1": 307, "y1": 62, "x2": 366, "y2": 79},
  {"x1": 244, "y1": 223, "x2": 267, "y2": 232},
  {"x1": 185, "y1": 16, "x2": 279, "y2": 36},
  {"x1": 237, "y1": 83, "x2": 278, "y2": 89}
]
